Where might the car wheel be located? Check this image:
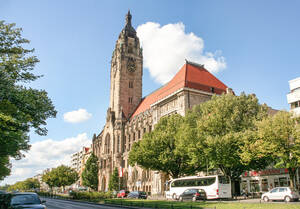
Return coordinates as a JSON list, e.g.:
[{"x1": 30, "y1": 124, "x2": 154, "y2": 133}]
[
  {"x1": 192, "y1": 196, "x2": 196, "y2": 202},
  {"x1": 263, "y1": 196, "x2": 269, "y2": 202},
  {"x1": 179, "y1": 196, "x2": 183, "y2": 202},
  {"x1": 284, "y1": 196, "x2": 291, "y2": 202},
  {"x1": 172, "y1": 193, "x2": 177, "y2": 200}
]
